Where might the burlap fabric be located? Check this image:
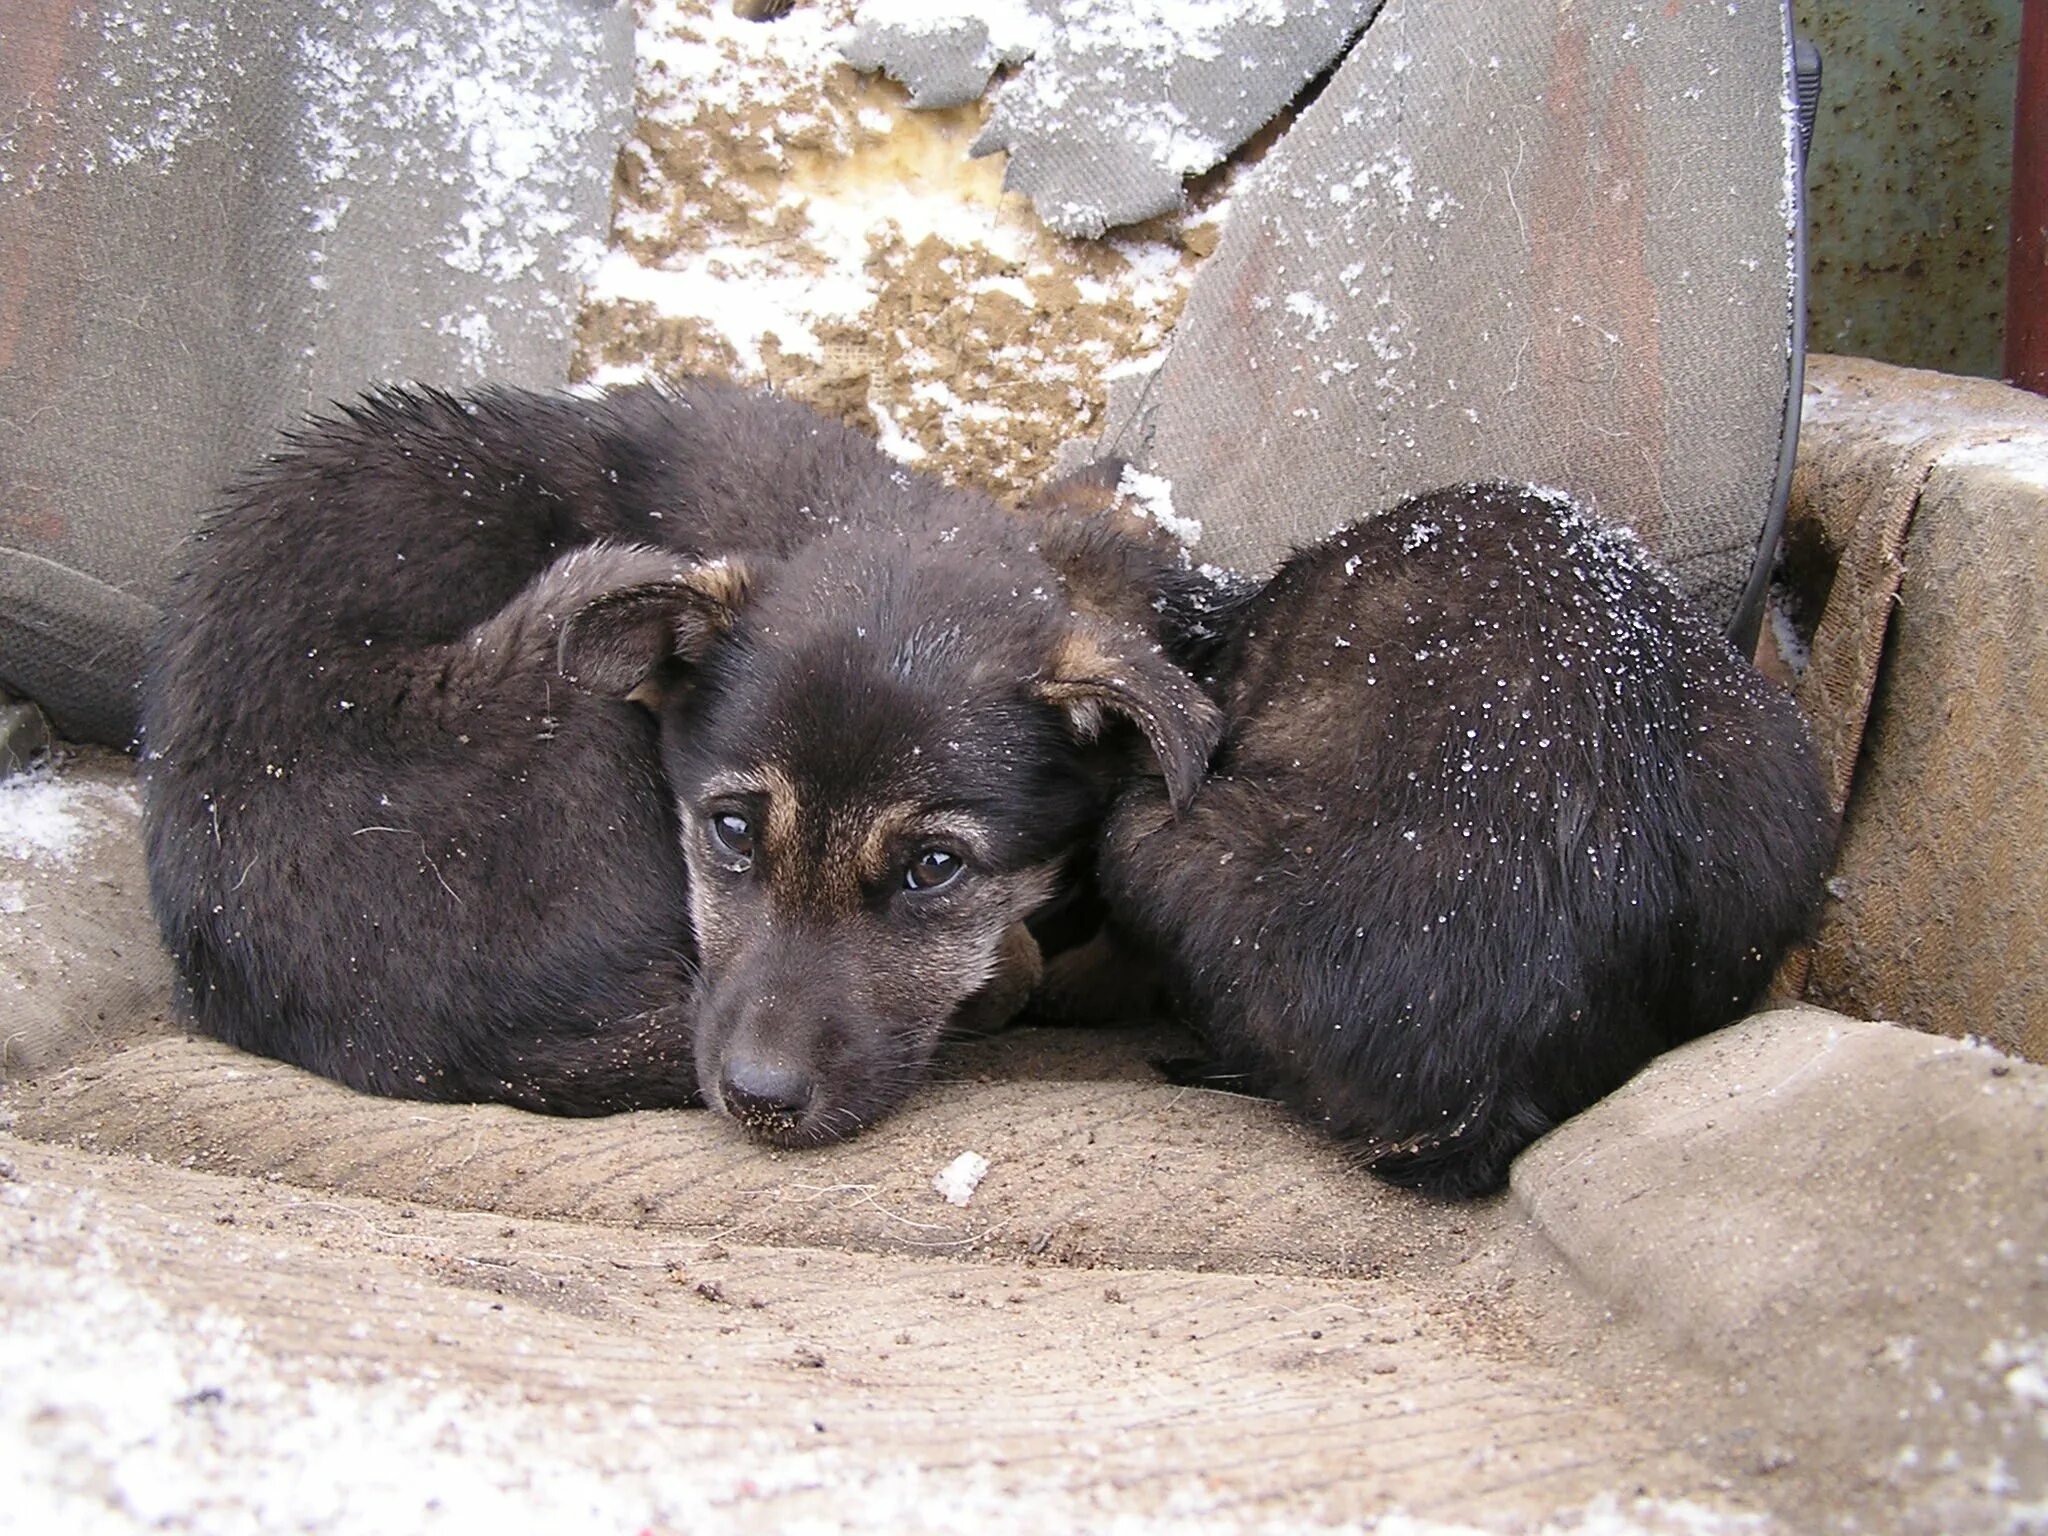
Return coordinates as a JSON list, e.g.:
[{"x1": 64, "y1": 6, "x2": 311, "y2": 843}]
[
  {"x1": 0, "y1": 0, "x2": 632, "y2": 746},
  {"x1": 1780, "y1": 355, "x2": 2048, "y2": 1061}
]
